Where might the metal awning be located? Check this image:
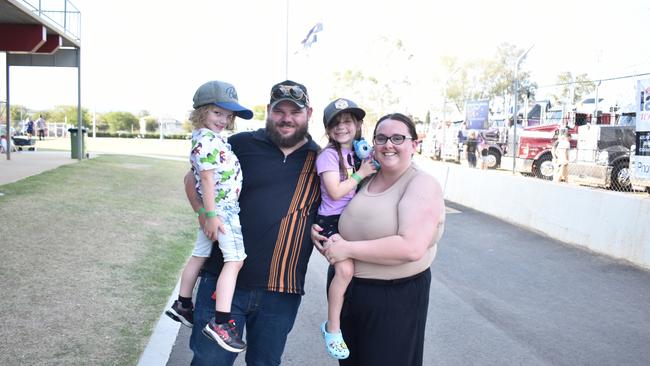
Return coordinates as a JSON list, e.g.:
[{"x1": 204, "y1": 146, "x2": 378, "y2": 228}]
[{"x1": 1, "y1": 0, "x2": 82, "y2": 160}]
